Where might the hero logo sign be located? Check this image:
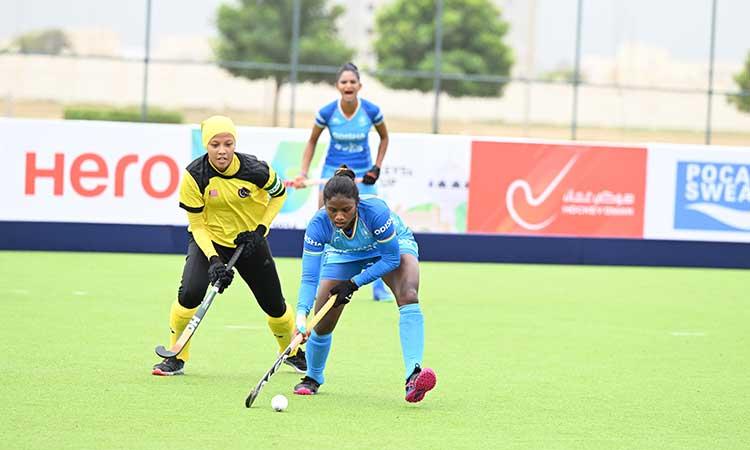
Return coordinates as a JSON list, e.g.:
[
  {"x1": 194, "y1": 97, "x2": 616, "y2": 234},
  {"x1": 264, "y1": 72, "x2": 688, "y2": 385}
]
[{"x1": 24, "y1": 152, "x2": 179, "y2": 198}]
